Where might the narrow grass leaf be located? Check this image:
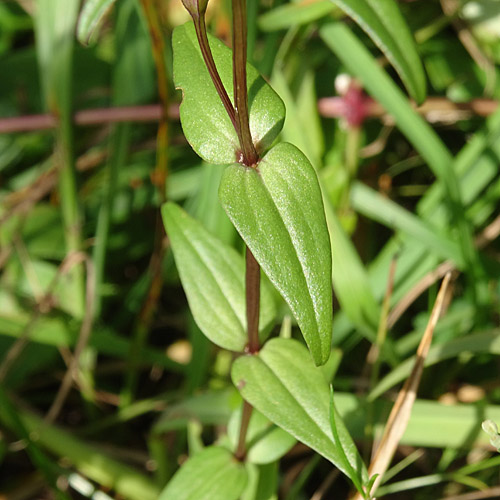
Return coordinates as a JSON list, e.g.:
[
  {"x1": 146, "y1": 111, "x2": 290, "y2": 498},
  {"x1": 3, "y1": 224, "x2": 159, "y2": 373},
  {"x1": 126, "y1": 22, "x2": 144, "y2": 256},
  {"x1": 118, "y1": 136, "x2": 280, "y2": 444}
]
[
  {"x1": 159, "y1": 446, "x2": 247, "y2": 500},
  {"x1": 220, "y1": 143, "x2": 333, "y2": 365},
  {"x1": 354, "y1": 273, "x2": 451, "y2": 499},
  {"x1": 351, "y1": 182, "x2": 463, "y2": 266},
  {"x1": 232, "y1": 338, "x2": 368, "y2": 480},
  {"x1": 327, "y1": 391, "x2": 500, "y2": 449},
  {"x1": 35, "y1": 0, "x2": 85, "y2": 316},
  {"x1": 173, "y1": 22, "x2": 285, "y2": 165},
  {"x1": 371, "y1": 329, "x2": 500, "y2": 400},
  {"x1": 162, "y1": 202, "x2": 276, "y2": 352},
  {"x1": 330, "y1": 0, "x2": 426, "y2": 103},
  {"x1": 259, "y1": 0, "x2": 338, "y2": 31},
  {"x1": 329, "y1": 386, "x2": 366, "y2": 497},
  {"x1": 0, "y1": 316, "x2": 186, "y2": 373},
  {"x1": 77, "y1": 0, "x2": 118, "y2": 45},
  {"x1": 0, "y1": 400, "x2": 160, "y2": 500}
]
